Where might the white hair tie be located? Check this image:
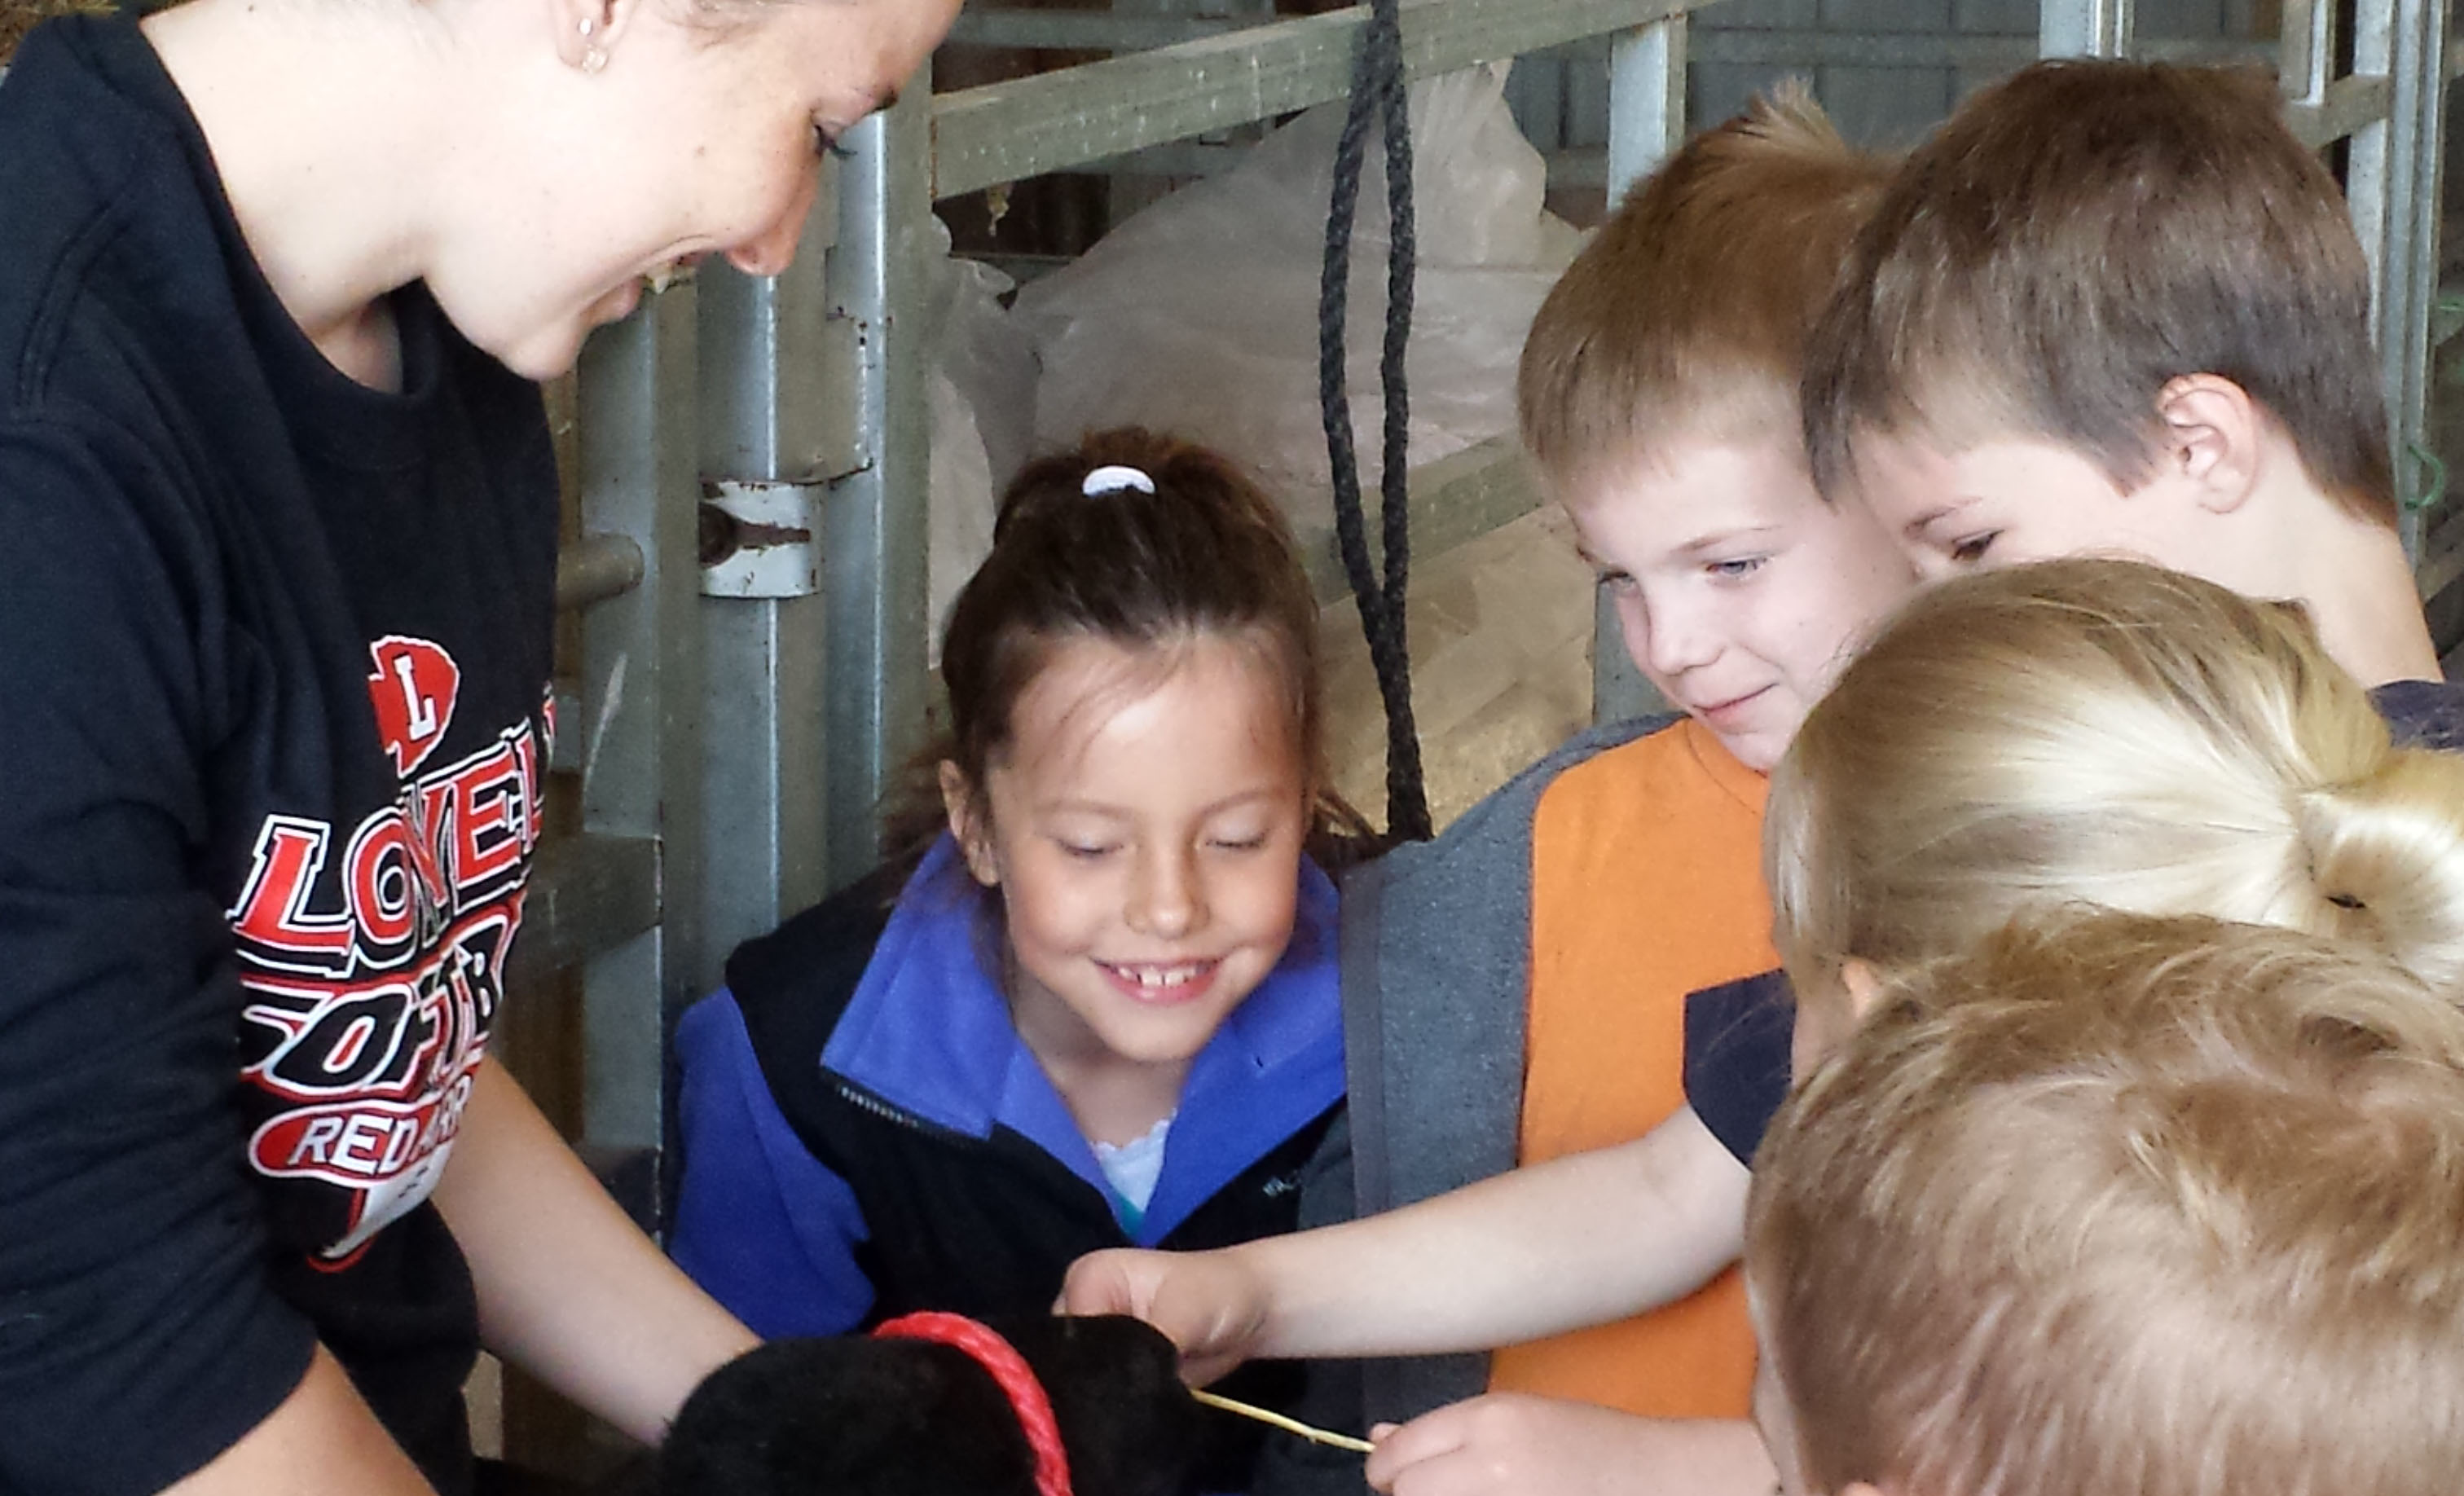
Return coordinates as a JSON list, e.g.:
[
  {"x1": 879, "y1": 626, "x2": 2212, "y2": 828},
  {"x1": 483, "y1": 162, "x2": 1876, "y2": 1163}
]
[{"x1": 1082, "y1": 464, "x2": 1155, "y2": 496}]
